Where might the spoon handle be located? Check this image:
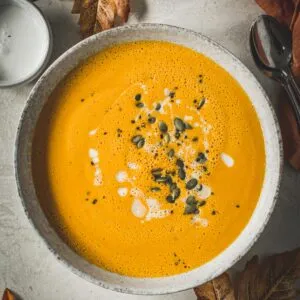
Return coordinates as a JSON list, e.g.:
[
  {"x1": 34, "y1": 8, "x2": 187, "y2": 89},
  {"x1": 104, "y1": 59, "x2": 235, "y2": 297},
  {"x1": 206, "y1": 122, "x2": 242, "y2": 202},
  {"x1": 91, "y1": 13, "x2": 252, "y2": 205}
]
[
  {"x1": 289, "y1": 72, "x2": 300, "y2": 101},
  {"x1": 282, "y1": 78, "x2": 300, "y2": 128}
]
